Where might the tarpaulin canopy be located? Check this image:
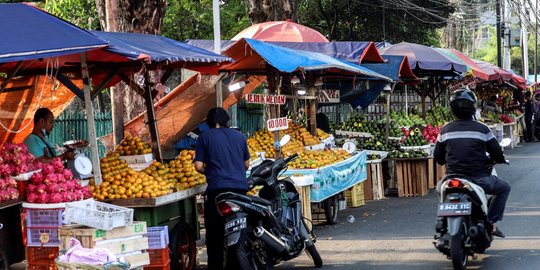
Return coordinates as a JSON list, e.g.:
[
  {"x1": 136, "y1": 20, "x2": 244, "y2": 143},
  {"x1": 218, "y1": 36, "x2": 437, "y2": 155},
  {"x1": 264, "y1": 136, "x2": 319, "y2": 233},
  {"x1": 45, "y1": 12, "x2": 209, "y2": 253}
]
[
  {"x1": 187, "y1": 40, "x2": 384, "y2": 63},
  {"x1": 232, "y1": 20, "x2": 329, "y2": 42},
  {"x1": 380, "y1": 42, "x2": 467, "y2": 76},
  {"x1": 0, "y1": 3, "x2": 107, "y2": 65},
  {"x1": 90, "y1": 31, "x2": 232, "y2": 64},
  {"x1": 473, "y1": 60, "x2": 513, "y2": 82},
  {"x1": 436, "y1": 48, "x2": 496, "y2": 81},
  {"x1": 221, "y1": 38, "x2": 391, "y2": 81},
  {"x1": 361, "y1": 55, "x2": 417, "y2": 82},
  {"x1": 508, "y1": 70, "x2": 527, "y2": 90}
]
